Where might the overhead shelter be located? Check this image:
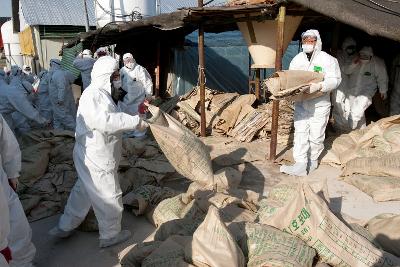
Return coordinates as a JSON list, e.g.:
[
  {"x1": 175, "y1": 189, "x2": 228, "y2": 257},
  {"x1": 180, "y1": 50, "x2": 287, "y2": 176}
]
[{"x1": 64, "y1": 0, "x2": 400, "y2": 158}]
